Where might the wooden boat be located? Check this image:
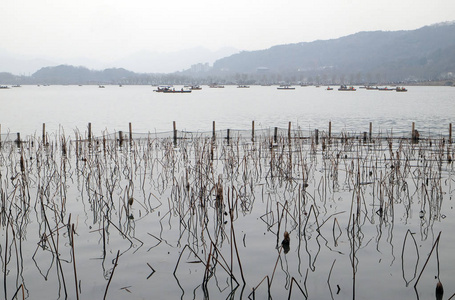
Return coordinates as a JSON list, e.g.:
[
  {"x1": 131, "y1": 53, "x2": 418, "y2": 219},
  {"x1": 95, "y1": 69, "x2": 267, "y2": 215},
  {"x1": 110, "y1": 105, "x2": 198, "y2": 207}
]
[
  {"x1": 154, "y1": 86, "x2": 191, "y2": 93},
  {"x1": 277, "y1": 85, "x2": 295, "y2": 90},
  {"x1": 162, "y1": 89, "x2": 191, "y2": 93},
  {"x1": 237, "y1": 85, "x2": 250, "y2": 88},
  {"x1": 396, "y1": 87, "x2": 408, "y2": 92},
  {"x1": 154, "y1": 86, "x2": 171, "y2": 92},
  {"x1": 378, "y1": 87, "x2": 394, "y2": 91},
  {"x1": 326, "y1": 86, "x2": 333, "y2": 90},
  {"x1": 338, "y1": 85, "x2": 356, "y2": 91}
]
